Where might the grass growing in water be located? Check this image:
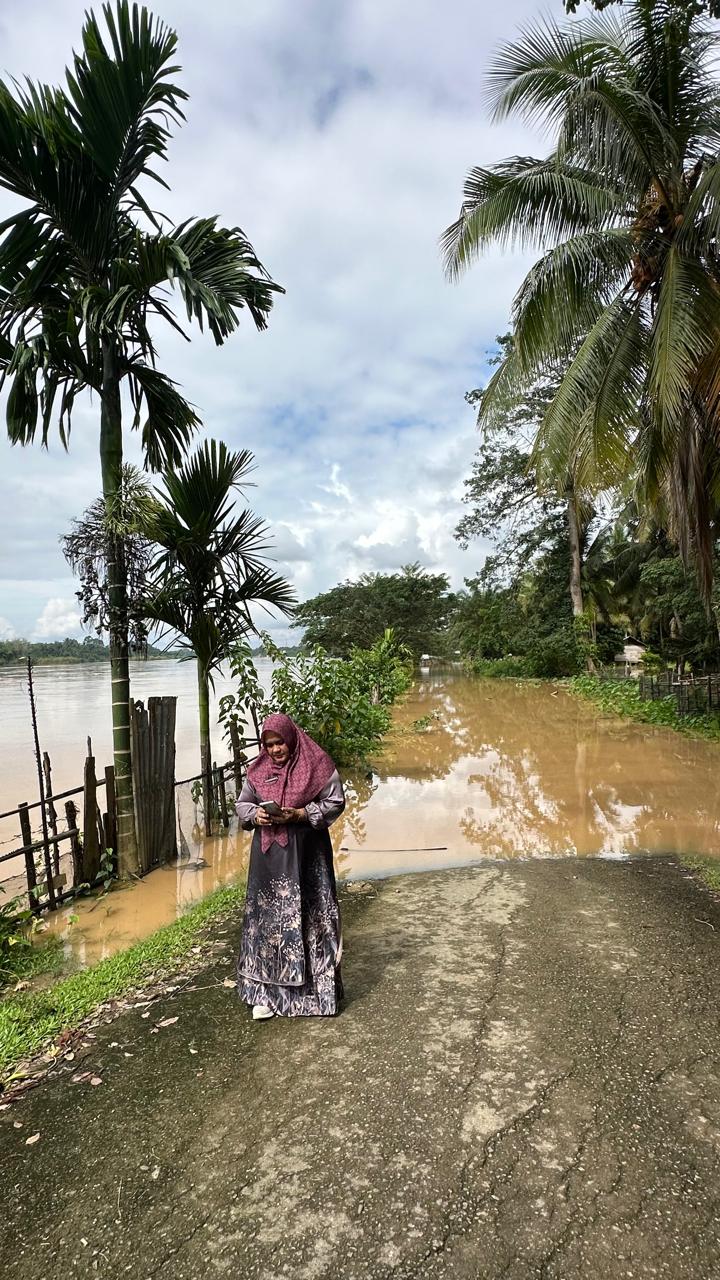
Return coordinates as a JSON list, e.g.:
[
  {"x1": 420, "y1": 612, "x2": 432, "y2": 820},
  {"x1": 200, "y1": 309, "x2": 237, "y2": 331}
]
[
  {"x1": 569, "y1": 675, "x2": 720, "y2": 741},
  {"x1": 0, "y1": 881, "x2": 245, "y2": 1081}
]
